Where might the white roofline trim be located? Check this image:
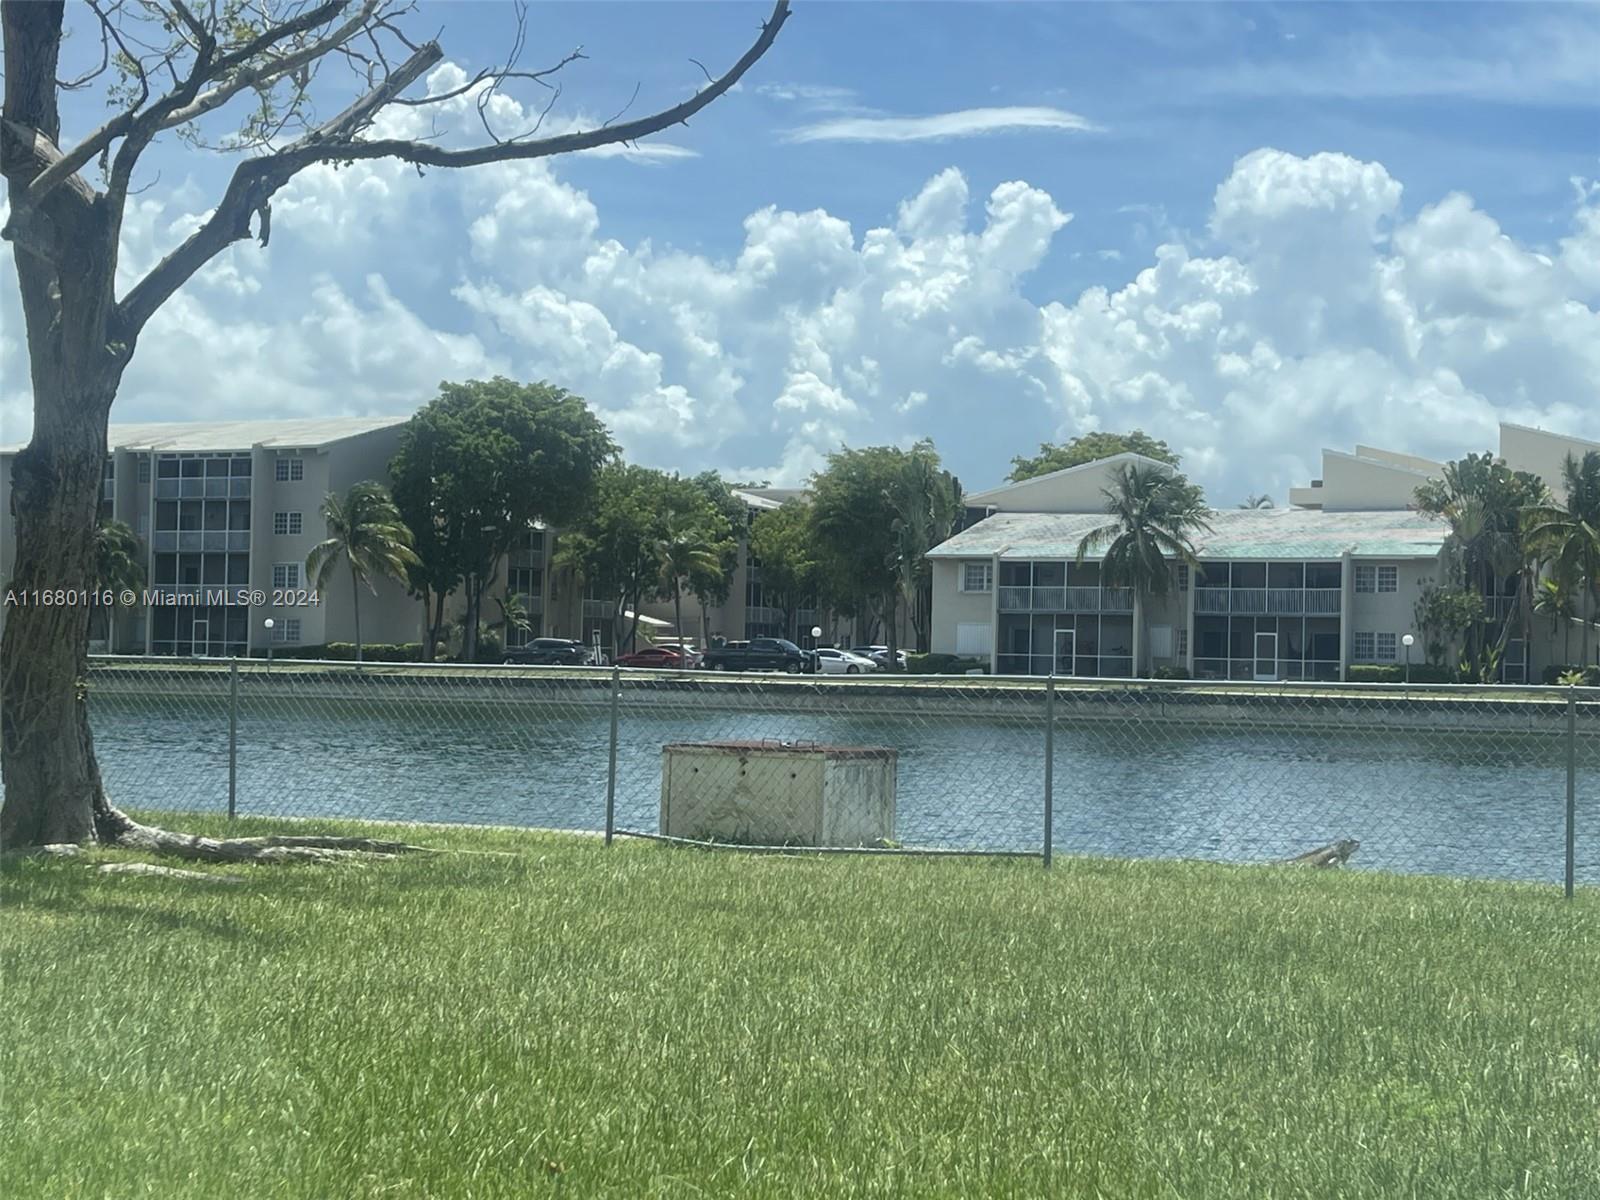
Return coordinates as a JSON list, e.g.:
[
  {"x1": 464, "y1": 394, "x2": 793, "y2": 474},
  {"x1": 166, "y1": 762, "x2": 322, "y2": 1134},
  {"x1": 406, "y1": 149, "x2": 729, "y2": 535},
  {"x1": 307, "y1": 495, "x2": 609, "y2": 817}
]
[{"x1": 964, "y1": 452, "x2": 1176, "y2": 504}]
